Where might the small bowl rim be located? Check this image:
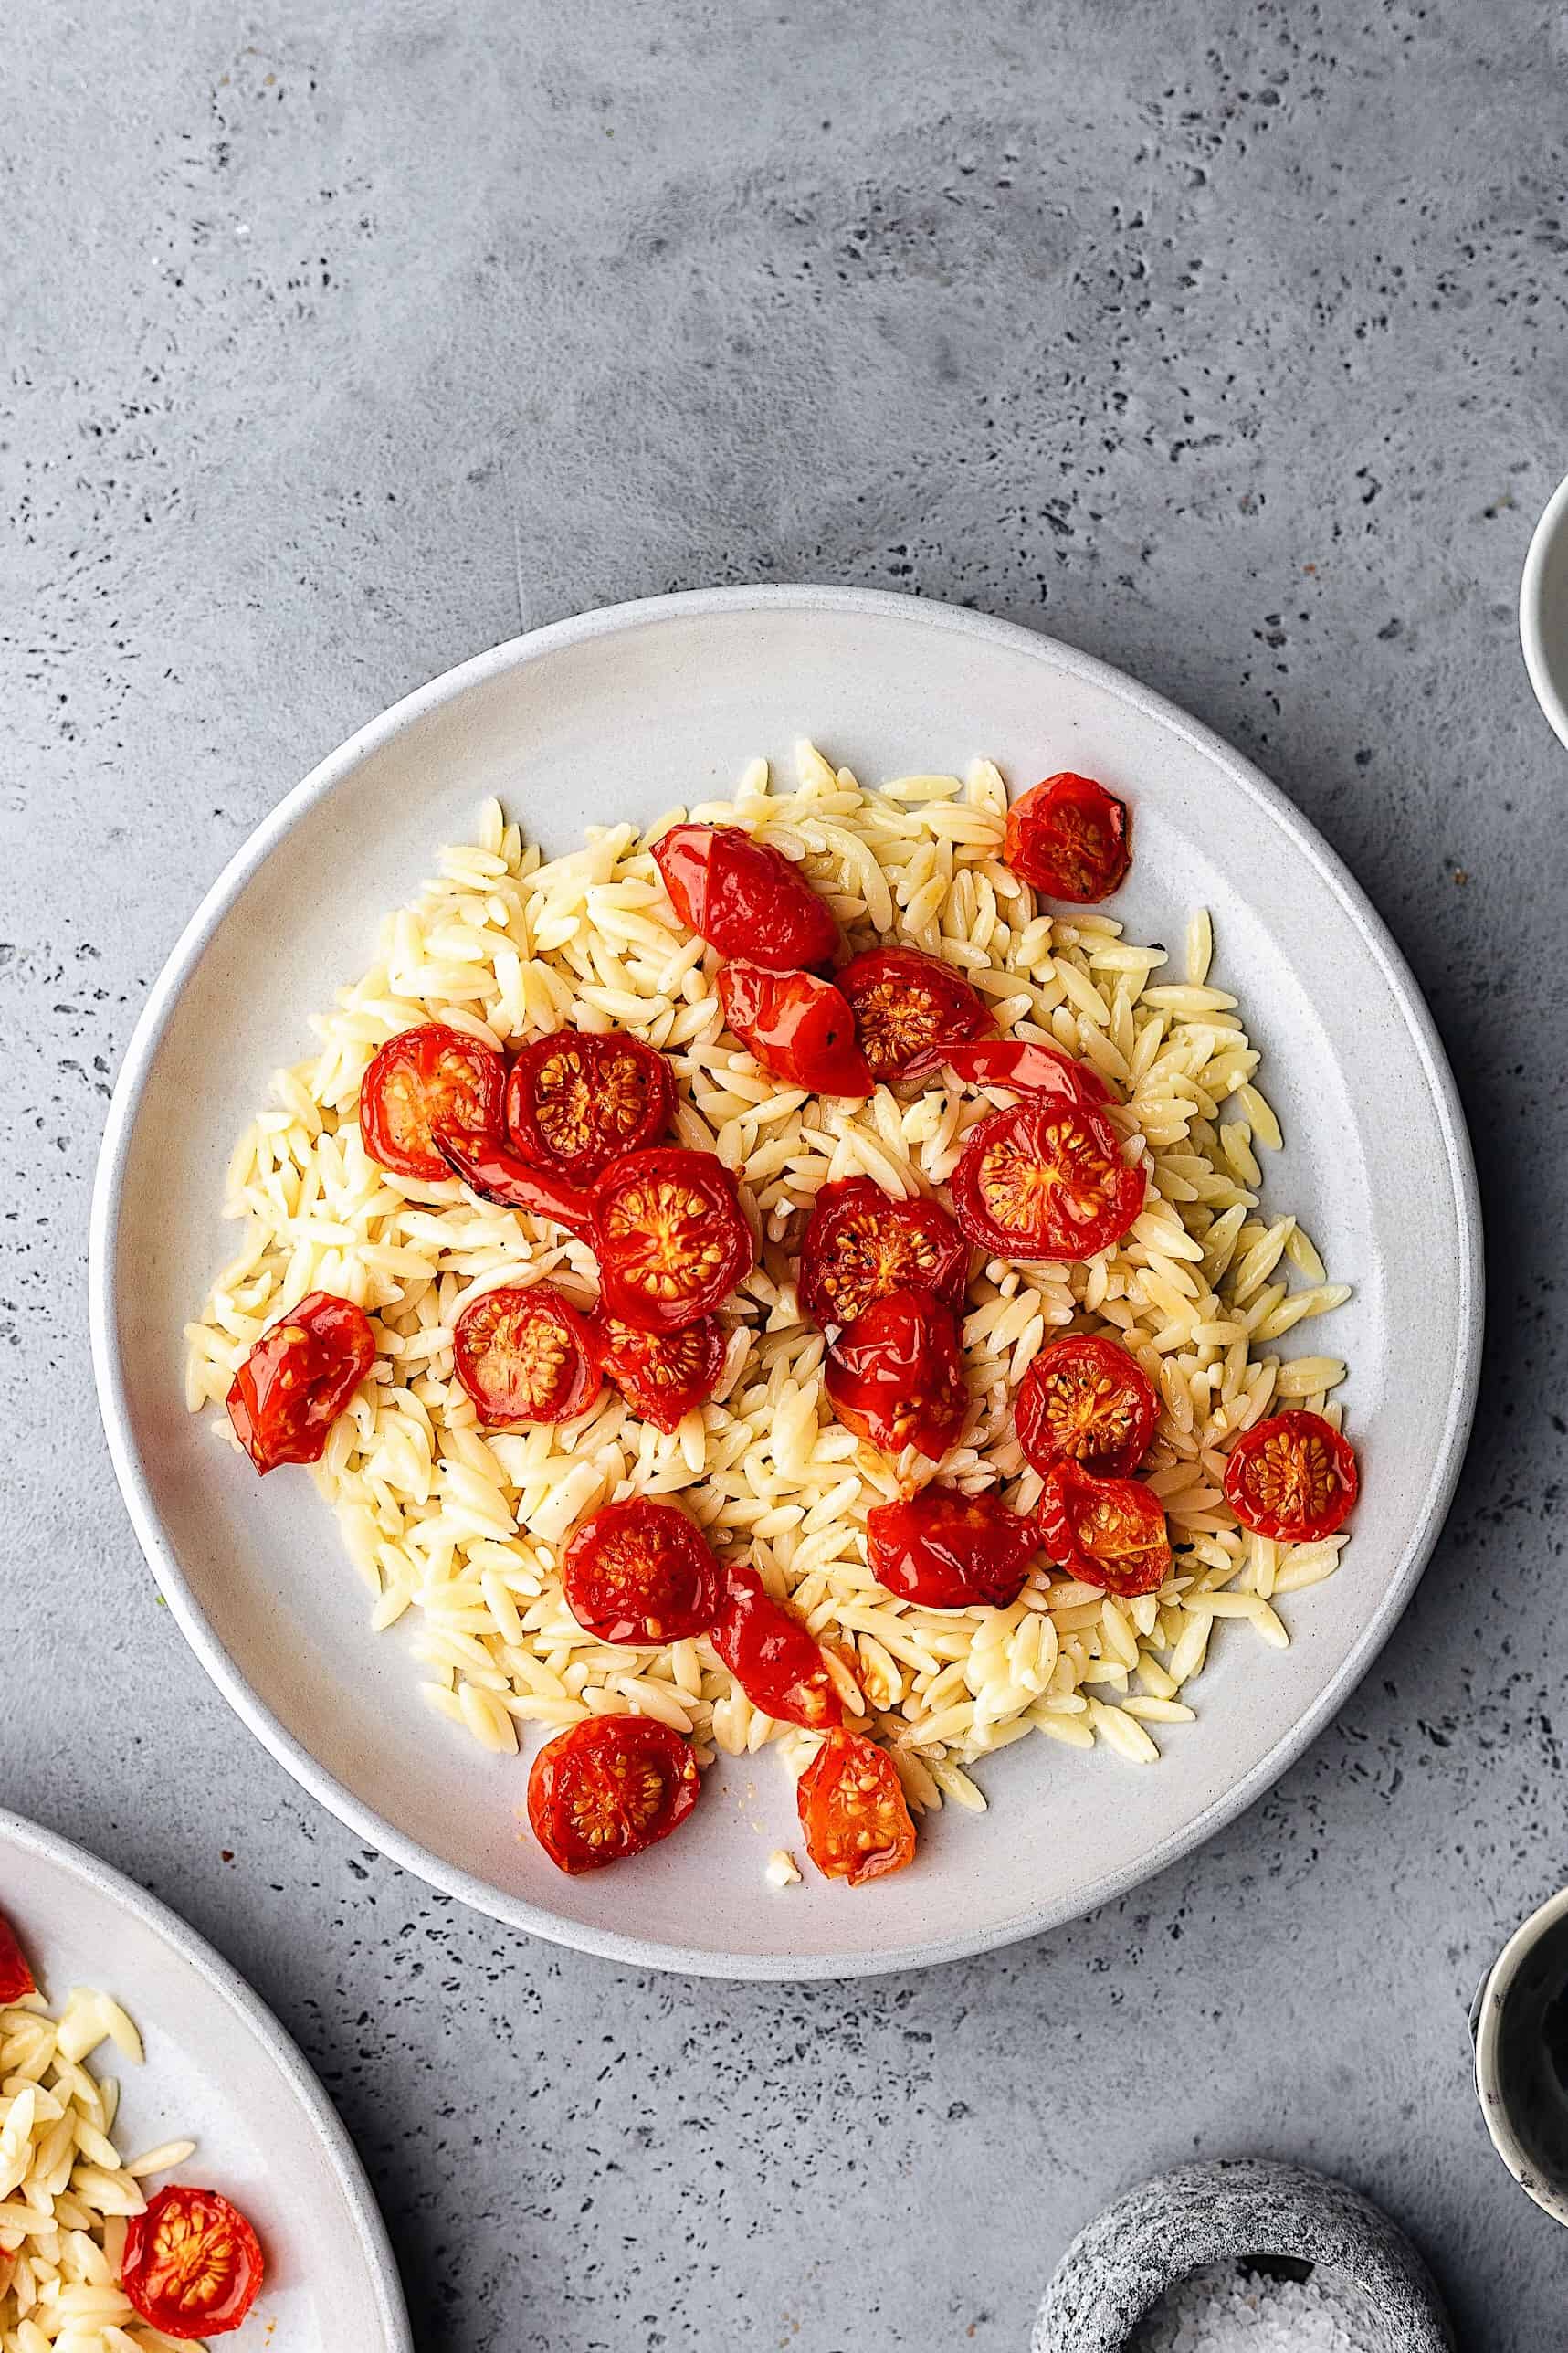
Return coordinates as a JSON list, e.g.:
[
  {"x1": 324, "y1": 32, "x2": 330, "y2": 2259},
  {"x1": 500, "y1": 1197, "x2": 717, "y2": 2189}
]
[
  {"x1": 1520, "y1": 471, "x2": 1568, "y2": 753},
  {"x1": 1473, "y1": 1880, "x2": 1568, "y2": 2226}
]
